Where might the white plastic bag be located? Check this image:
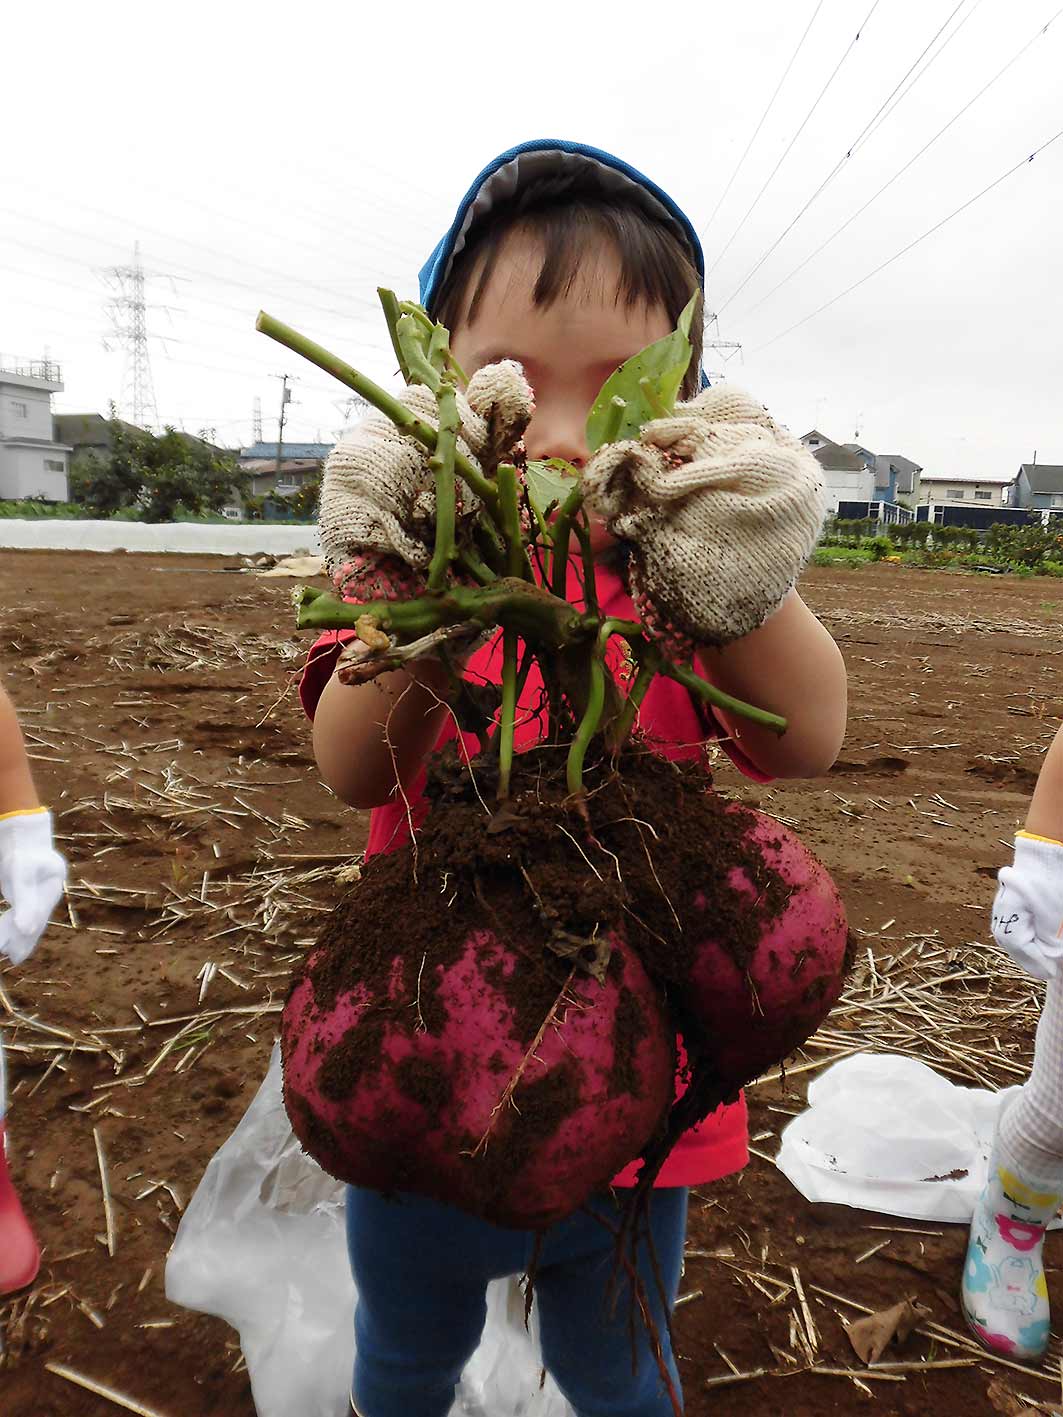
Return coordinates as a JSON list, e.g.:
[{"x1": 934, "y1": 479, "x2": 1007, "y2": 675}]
[
  {"x1": 165, "y1": 1044, "x2": 574, "y2": 1417},
  {"x1": 775, "y1": 1052, "x2": 1055, "y2": 1225}
]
